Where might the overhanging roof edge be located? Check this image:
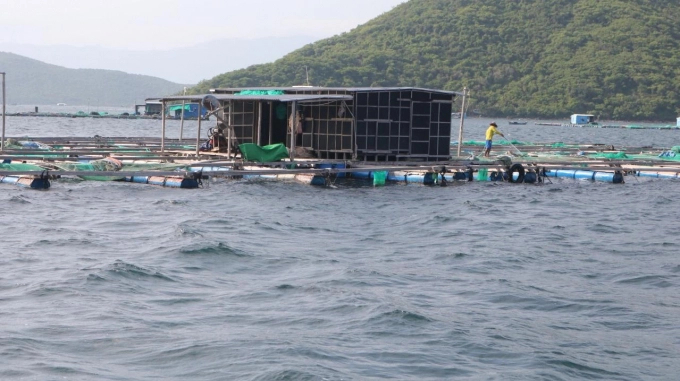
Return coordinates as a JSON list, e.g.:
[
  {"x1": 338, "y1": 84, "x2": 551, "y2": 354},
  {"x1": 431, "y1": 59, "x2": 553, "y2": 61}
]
[{"x1": 159, "y1": 94, "x2": 354, "y2": 103}]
